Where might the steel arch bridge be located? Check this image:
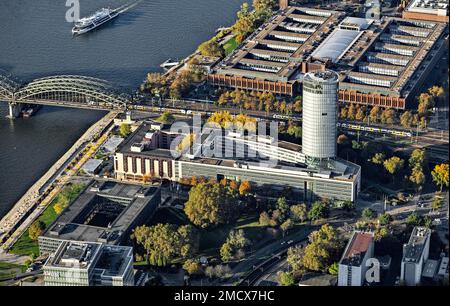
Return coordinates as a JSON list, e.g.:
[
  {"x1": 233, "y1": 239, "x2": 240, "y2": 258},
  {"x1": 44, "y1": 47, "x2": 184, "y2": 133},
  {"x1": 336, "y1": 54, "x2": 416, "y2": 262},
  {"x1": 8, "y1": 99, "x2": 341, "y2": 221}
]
[
  {"x1": 0, "y1": 74, "x2": 130, "y2": 111},
  {"x1": 0, "y1": 74, "x2": 19, "y2": 100}
]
